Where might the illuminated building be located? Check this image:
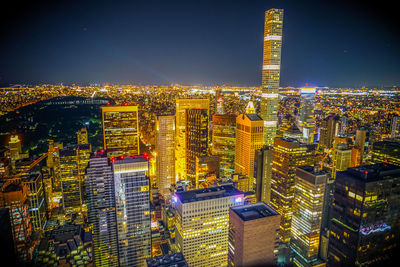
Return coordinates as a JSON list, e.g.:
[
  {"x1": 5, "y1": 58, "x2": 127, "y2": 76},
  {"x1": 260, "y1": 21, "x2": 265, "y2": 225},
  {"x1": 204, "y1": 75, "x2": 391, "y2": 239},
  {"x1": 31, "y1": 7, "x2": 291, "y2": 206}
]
[
  {"x1": 86, "y1": 151, "x2": 119, "y2": 267},
  {"x1": 59, "y1": 144, "x2": 91, "y2": 215},
  {"x1": 77, "y1": 127, "x2": 89, "y2": 145},
  {"x1": 175, "y1": 99, "x2": 209, "y2": 181},
  {"x1": 228, "y1": 202, "x2": 280, "y2": 267},
  {"x1": 390, "y1": 116, "x2": 400, "y2": 138},
  {"x1": 298, "y1": 86, "x2": 316, "y2": 143},
  {"x1": 23, "y1": 173, "x2": 46, "y2": 231},
  {"x1": 355, "y1": 128, "x2": 367, "y2": 156},
  {"x1": 331, "y1": 143, "x2": 351, "y2": 178},
  {"x1": 156, "y1": 115, "x2": 175, "y2": 195},
  {"x1": 254, "y1": 146, "x2": 273, "y2": 204},
  {"x1": 339, "y1": 115, "x2": 348, "y2": 136},
  {"x1": 234, "y1": 113, "x2": 264, "y2": 190},
  {"x1": 195, "y1": 155, "x2": 220, "y2": 188},
  {"x1": 231, "y1": 173, "x2": 250, "y2": 192},
  {"x1": 370, "y1": 140, "x2": 400, "y2": 166},
  {"x1": 270, "y1": 138, "x2": 317, "y2": 264},
  {"x1": 327, "y1": 164, "x2": 400, "y2": 266},
  {"x1": 0, "y1": 181, "x2": 32, "y2": 261},
  {"x1": 47, "y1": 140, "x2": 63, "y2": 193},
  {"x1": 174, "y1": 185, "x2": 244, "y2": 267},
  {"x1": 212, "y1": 114, "x2": 236, "y2": 178},
  {"x1": 350, "y1": 147, "x2": 363, "y2": 167},
  {"x1": 291, "y1": 167, "x2": 327, "y2": 267},
  {"x1": 260, "y1": 8, "x2": 284, "y2": 146},
  {"x1": 319, "y1": 114, "x2": 339, "y2": 150},
  {"x1": 9, "y1": 135, "x2": 22, "y2": 163},
  {"x1": 186, "y1": 108, "x2": 209, "y2": 187},
  {"x1": 113, "y1": 156, "x2": 151, "y2": 266},
  {"x1": 102, "y1": 105, "x2": 140, "y2": 158}
]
